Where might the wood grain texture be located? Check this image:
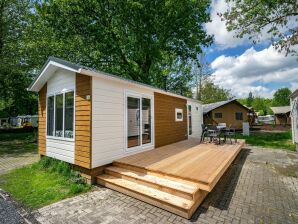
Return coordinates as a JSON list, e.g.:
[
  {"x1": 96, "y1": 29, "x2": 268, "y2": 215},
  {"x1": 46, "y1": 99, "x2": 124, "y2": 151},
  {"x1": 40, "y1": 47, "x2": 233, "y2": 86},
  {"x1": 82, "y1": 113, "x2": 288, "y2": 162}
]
[
  {"x1": 114, "y1": 138, "x2": 245, "y2": 191},
  {"x1": 154, "y1": 92, "x2": 188, "y2": 148},
  {"x1": 38, "y1": 84, "x2": 47, "y2": 155},
  {"x1": 75, "y1": 74, "x2": 92, "y2": 168}
]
